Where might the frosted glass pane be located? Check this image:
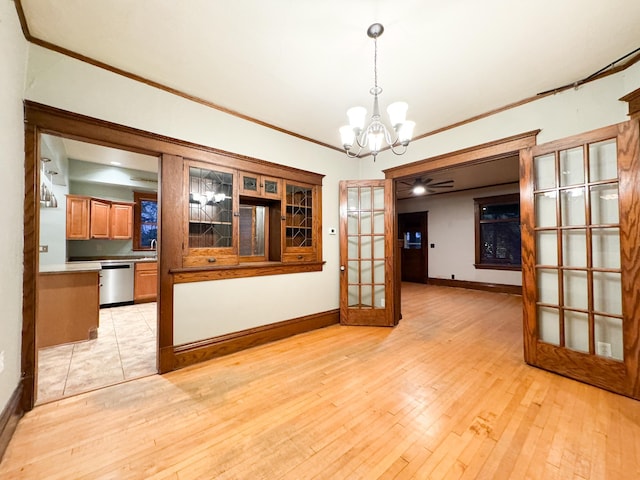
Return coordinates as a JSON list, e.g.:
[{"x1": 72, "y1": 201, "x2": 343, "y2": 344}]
[
  {"x1": 539, "y1": 306, "x2": 560, "y2": 345},
  {"x1": 559, "y1": 147, "x2": 584, "y2": 187},
  {"x1": 360, "y1": 187, "x2": 371, "y2": 210},
  {"x1": 348, "y1": 286, "x2": 359, "y2": 307},
  {"x1": 373, "y1": 261, "x2": 385, "y2": 283},
  {"x1": 361, "y1": 260, "x2": 372, "y2": 284},
  {"x1": 373, "y1": 236, "x2": 384, "y2": 258},
  {"x1": 592, "y1": 228, "x2": 620, "y2": 269},
  {"x1": 534, "y1": 153, "x2": 556, "y2": 190},
  {"x1": 536, "y1": 231, "x2": 557, "y2": 265},
  {"x1": 563, "y1": 270, "x2": 588, "y2": 310},
  {"x1": 347, "y1": 187, "x2": 359, "y2": 210},
  {"x1": 537, "y1": 268, "x2": 559, "y2": 305},
  {"x1": 593, "y1": 272, "x2": 622, "y2": 315},
  {"x1": 373, "y1": 187, "x2": 385, "y2": 209},
  {"x1": 348, "y1": 236, "x2": 358, "y2": 259},
  {"x1": 595, "y1": 315, "x2": 623, "y2": 360},
  {"x1": 373, "y1": 211, "x2": 384, "y2": 234},
  {"x1": 535, "y1": 192, "x2": 556, "y2": 227},
  {"x1": 590, "y1": 184, "x2": 619, "y2": 225},
  {"x1": 562, "y1": 229, "x2": 586, "y2": 267},
  {"x1": 374, "y1": 285, "x2": 385, "y2": 309},
  {"x1": 361, "y1": 211, "x2": 372, "y2": 234},
  {"x1": 560, "y1": 188, "x2": 585, "y2": 226},
  {"x1": 361, "y1": 285, "x2": 373, "y2": 307},
  {"x1": 347, "y1": 212, "x2": 358, "y2": 234},
  {"x1": 348, "y1": 261, "x2": 359, "y2": 284},
  {"x1": 564, "y1": 311, "x2": 589, "y2": 353},
  {"x1": 361, "y1": 235, "x2": 372, "y2": 259},
  {"x1": 589, "y1": 139, "x2": 617, "y2": 182}
]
